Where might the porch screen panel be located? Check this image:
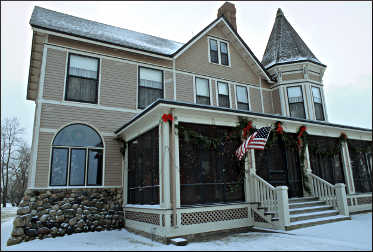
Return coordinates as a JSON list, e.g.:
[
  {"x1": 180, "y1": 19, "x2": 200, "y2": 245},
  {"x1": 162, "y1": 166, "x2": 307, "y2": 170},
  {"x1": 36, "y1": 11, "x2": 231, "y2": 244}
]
[
  {"x1": 179, "y1": 123, "x2": 244, "y2": 206},
  {"x1": 348, "y1": 139, "x2": 372, "y2": 193},
  {"x1": 308, "y1": 135, "x2": 345, "y2": 185},
  {"x1": 127, "y1": 127, "x2": 159, "y2": 204}
]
